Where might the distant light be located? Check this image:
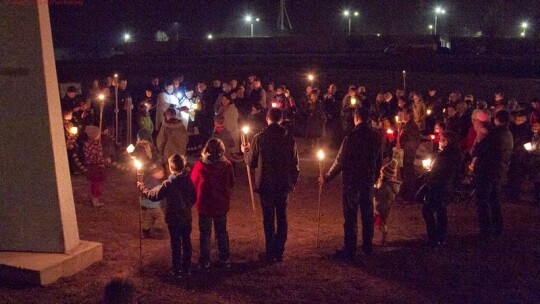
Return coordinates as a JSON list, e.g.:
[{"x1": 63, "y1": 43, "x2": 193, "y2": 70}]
[
  {"x1": 524, "y1": 142, "x2": 532, "y2": 151},
  {"x1": 343, "y1": 10, "x2": 350, "y2": 17},
  {"x1": 428, "y1": 24, "x2": 433, "y2": 29},
  {"x1": 242, "y1": 126, "x2": 250, "y2": 134},
  {"x1": 245, "y1": 15, "x2": 252, "y2": 22},
  {"x1": 255, "y1": 18, "x2": 260, "y2": 22},
  {"x1": 435, "y1": 7, "x2": 446, "y2": 14},
  {"x1": 521, "y1": 22, "x2": 528, "y2": 29},
  {"x1": 520, "y1": 32, "x2": 526, "y2": 37},
  {"x1": 133, "y1": 158, "x2": 143, "y2": 171},
  {"x1": 69, "y1": 126, "x2": 78, "y2": 135},
  {"x1": 124, "y1": 33, "x2": 131, "y2": 42},
  {"x1": 207, "y1": 34, "x2": 213, "y2": 40},
  {"x1": 376, "y1": 33, "x2": 381, "y2": 37},
  {"x1": 353, "y1": 11, "x2": 359, "y2": 16},
  {"x1": 98, "y1": 94, "x2": 105, "y2": 101}
]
